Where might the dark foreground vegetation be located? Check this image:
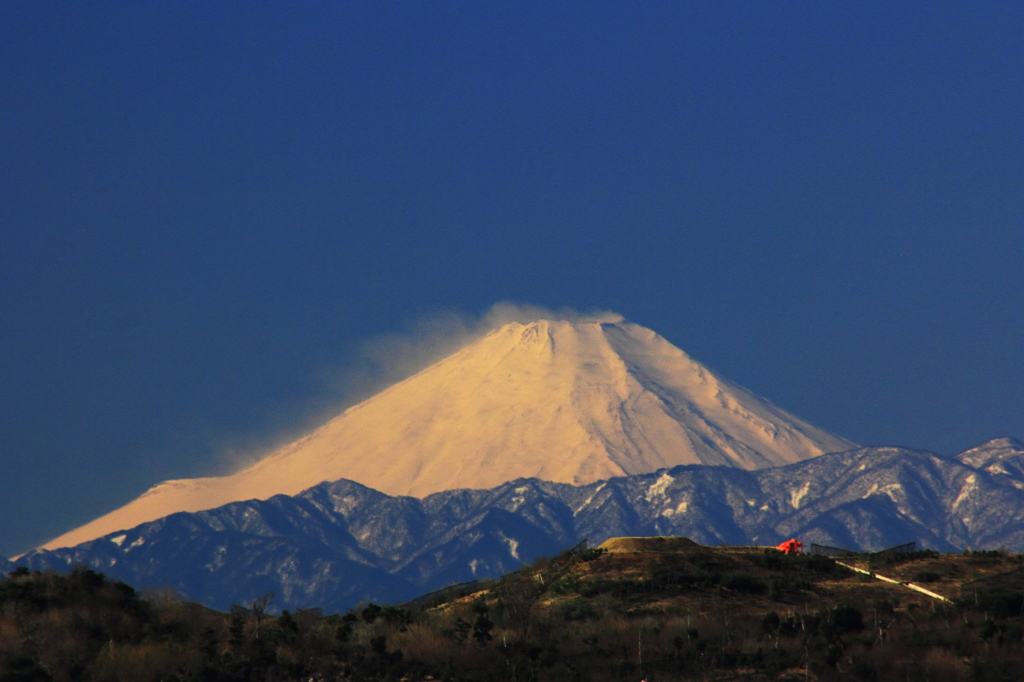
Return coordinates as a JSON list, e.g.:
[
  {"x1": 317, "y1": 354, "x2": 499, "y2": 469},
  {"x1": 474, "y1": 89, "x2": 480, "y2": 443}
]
[{"x1": 3, "y1": 546, "x2": 1024, "y2": 681}]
